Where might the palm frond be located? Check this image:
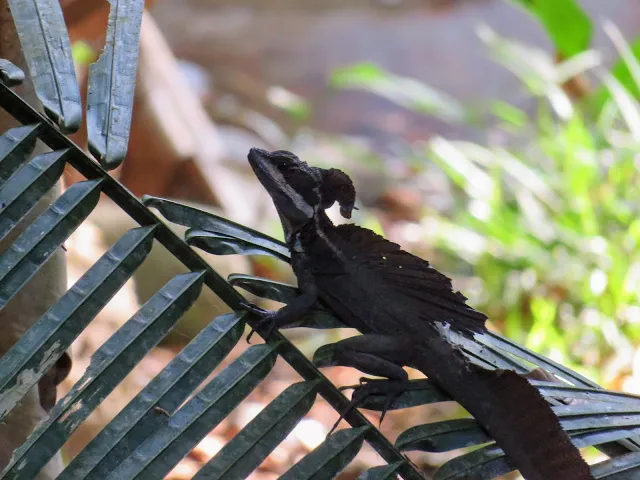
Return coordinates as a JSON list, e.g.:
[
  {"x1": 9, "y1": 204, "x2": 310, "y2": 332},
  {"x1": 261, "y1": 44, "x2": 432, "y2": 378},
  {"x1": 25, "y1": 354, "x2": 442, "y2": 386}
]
[
  {"x1": 0, "y1": 53, "x2": 422, "y2": 480},
  {"x1": 86, "y1": 0, "x2": 144, "y2": 169},
  {"x1": 2, "y1": 4, "x2": 640, "y2": 479},
  {"x1": 7, "y1": 0, "x2": 81, "y2": 132}
]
